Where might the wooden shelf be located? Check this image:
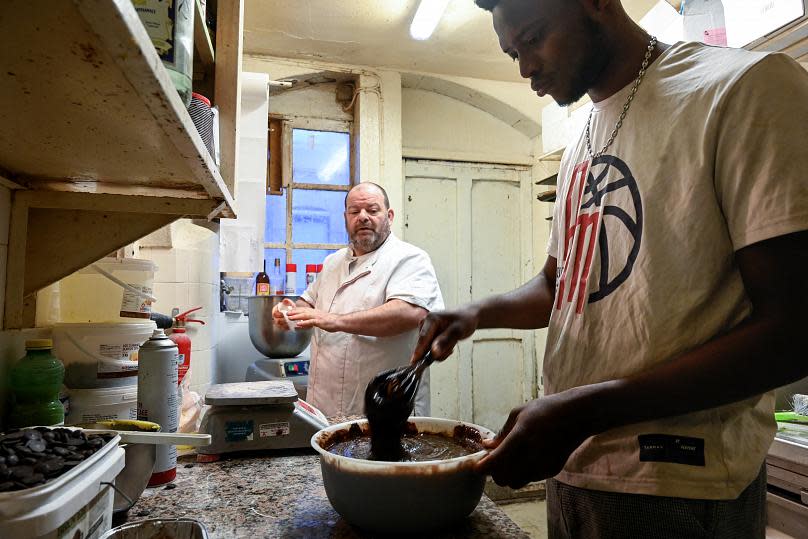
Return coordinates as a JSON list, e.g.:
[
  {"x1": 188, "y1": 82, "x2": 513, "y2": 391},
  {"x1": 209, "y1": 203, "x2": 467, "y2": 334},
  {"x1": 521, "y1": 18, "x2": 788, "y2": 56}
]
[
  {"x1": 0, "y1": 0, "x2": 241, "y2": 328},
  {"x1": 538, "y1": 148, "x2": 565, "y2": 162},
  {"x1": 537, "y1": 189, "x2": 557, "y2": 203},
  {"x1": 536, "y1": 173, "x2": 558, "y2": 186},
  {"x1": 194, "y1": 0, "x2": 215, "y2": 70},
  {"x1": 0, "y1": 0, "x2": 234, "y2": 210}
]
